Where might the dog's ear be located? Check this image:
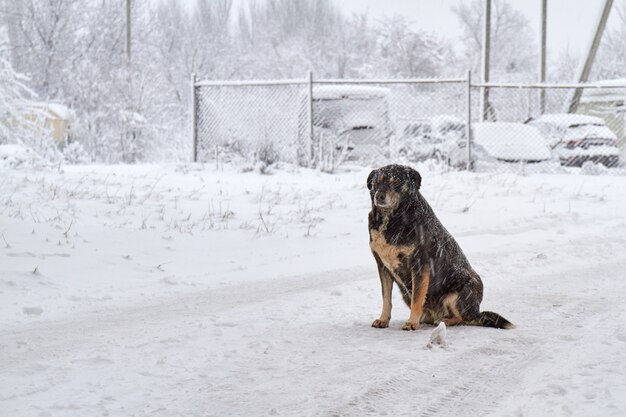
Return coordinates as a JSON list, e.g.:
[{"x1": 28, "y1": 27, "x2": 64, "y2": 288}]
[
  {"x1": 367, "y1": 169, "x2": 377, "y2": 190},
  {"x1": 407, "y1": 167, "x2": 422, "y2": 194},
  {"x1": 412, "y1": 169, "x2": 422, "y2": 190}
]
